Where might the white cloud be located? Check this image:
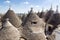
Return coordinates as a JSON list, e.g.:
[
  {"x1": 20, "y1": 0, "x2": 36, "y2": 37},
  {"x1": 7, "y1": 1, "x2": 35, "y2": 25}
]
[
  {"x1": 35, "y1": 5, "x2": 39, "y2": 8},
  {"x1": 29, "y1": 5, "x2": 40, "y2": 8},
  {"x1": 30, "y1": 5, "x2": 34, "y2": 7},
  {"x1": 4, "y1": 0, "x2": 10, "y2": 3},
  {"x1": 24, "y1": 1, "x2": 29, "y2": 4},
  {"x1": 0, "y1": 6, "x2": 2, "y2": 7}
]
